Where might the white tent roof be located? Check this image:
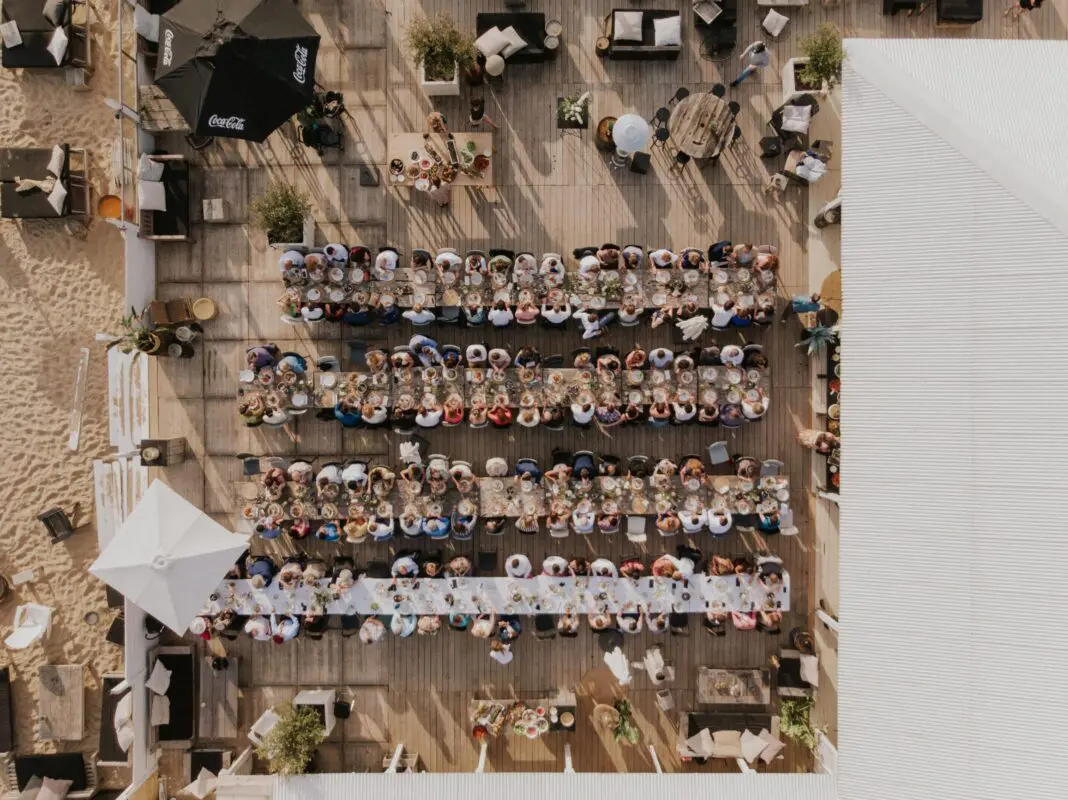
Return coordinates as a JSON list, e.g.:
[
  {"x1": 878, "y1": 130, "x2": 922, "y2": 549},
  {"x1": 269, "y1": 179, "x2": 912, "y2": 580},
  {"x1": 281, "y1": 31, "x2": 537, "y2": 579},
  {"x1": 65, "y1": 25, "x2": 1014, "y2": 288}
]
[
  {"x1": 90, "y1": 480, "x2": 249, "y2": 634},
  {"x1": 841, "y1": 39, "x2": 1068, "y2": 800}
]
